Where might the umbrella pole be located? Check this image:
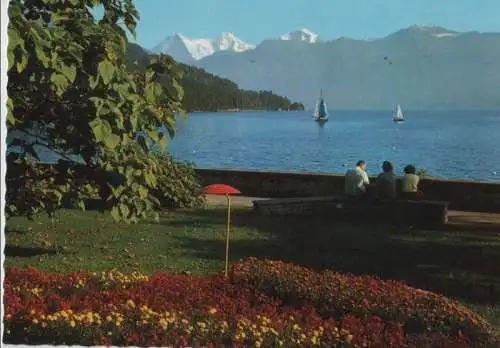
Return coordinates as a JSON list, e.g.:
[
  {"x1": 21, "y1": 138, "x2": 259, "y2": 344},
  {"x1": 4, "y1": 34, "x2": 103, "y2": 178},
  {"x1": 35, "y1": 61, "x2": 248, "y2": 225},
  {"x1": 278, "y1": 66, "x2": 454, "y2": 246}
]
[{"x1": 225, "y1": 194, "x2": 231, "y2": 278}]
